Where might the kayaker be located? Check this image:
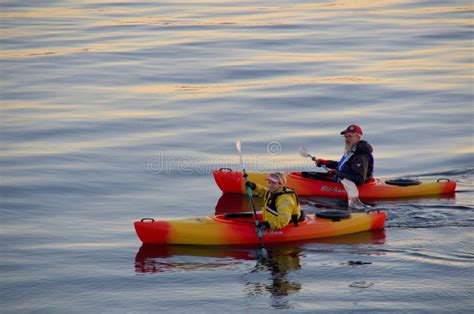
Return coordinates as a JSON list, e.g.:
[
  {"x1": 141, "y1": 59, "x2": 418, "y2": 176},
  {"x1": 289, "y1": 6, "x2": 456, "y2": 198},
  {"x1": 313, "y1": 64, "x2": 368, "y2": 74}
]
[
  {"x1": 314, "y1": 124, "x2": 374, "y2": 185},
  {"x1": 245, "y1": 172, "x2": 304, "y2": 231}
]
